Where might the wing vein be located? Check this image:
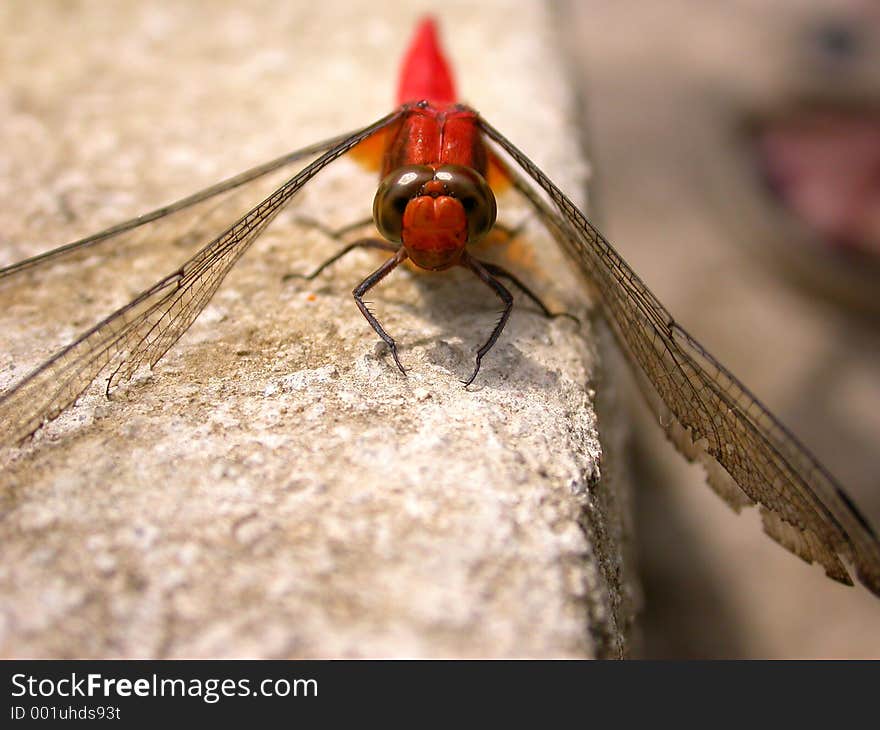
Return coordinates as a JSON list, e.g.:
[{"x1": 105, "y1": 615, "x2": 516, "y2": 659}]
[
  {"x1": 0, "y1": 111, "x2": 401, "y2": 447},
  {"x1": 479, "y1": 115, "x2": 880, "y2": 595}
]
